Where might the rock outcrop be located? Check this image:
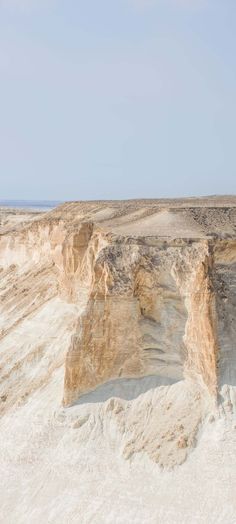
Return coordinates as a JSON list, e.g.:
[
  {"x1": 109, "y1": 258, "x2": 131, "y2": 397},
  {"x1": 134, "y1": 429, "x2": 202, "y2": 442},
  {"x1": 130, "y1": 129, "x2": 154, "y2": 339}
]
[
  {"x1": 55, "y1": 198, "x2": 235, "y2": 407},
  {"x1": 0, "y1": 197, "x2": 236, "y2": 463},
  {"x1": 1, "y1": 198, "x2": 236, "y2": 522}
]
